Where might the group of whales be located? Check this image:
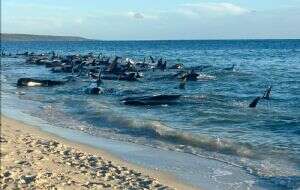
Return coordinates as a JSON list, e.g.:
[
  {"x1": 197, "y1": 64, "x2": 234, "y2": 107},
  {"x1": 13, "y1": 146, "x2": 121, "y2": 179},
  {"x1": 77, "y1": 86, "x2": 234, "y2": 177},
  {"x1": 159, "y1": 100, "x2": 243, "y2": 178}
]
[{"x1": 8, "y1": 51, "x2": 272, "y2": 108}]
